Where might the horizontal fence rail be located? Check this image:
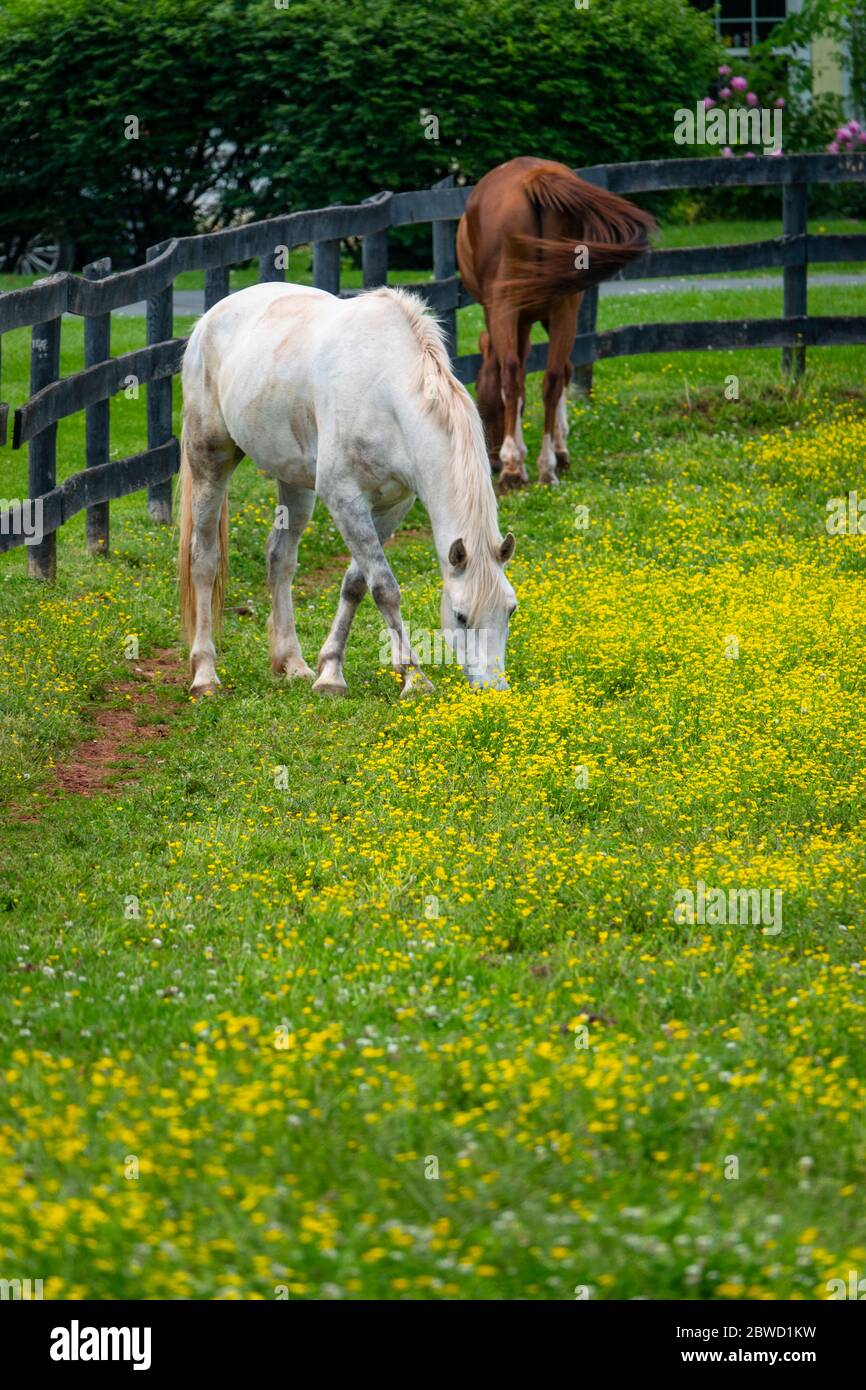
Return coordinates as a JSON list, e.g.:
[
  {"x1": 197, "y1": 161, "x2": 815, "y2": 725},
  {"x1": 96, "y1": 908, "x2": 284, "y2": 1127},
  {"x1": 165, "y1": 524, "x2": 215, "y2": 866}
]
[
  {"x1": 1, "y1": 153, "x2": 865, "y2": 572},
  {"x1": 0, "y1": 443, "x2": 178, "y2": 556},
  {"x1": 13, "y1": 339, "x2": 186, "y2": 447},
  {"x1": 452, "y1": 314, "x2": 866, "y2": 388}
]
